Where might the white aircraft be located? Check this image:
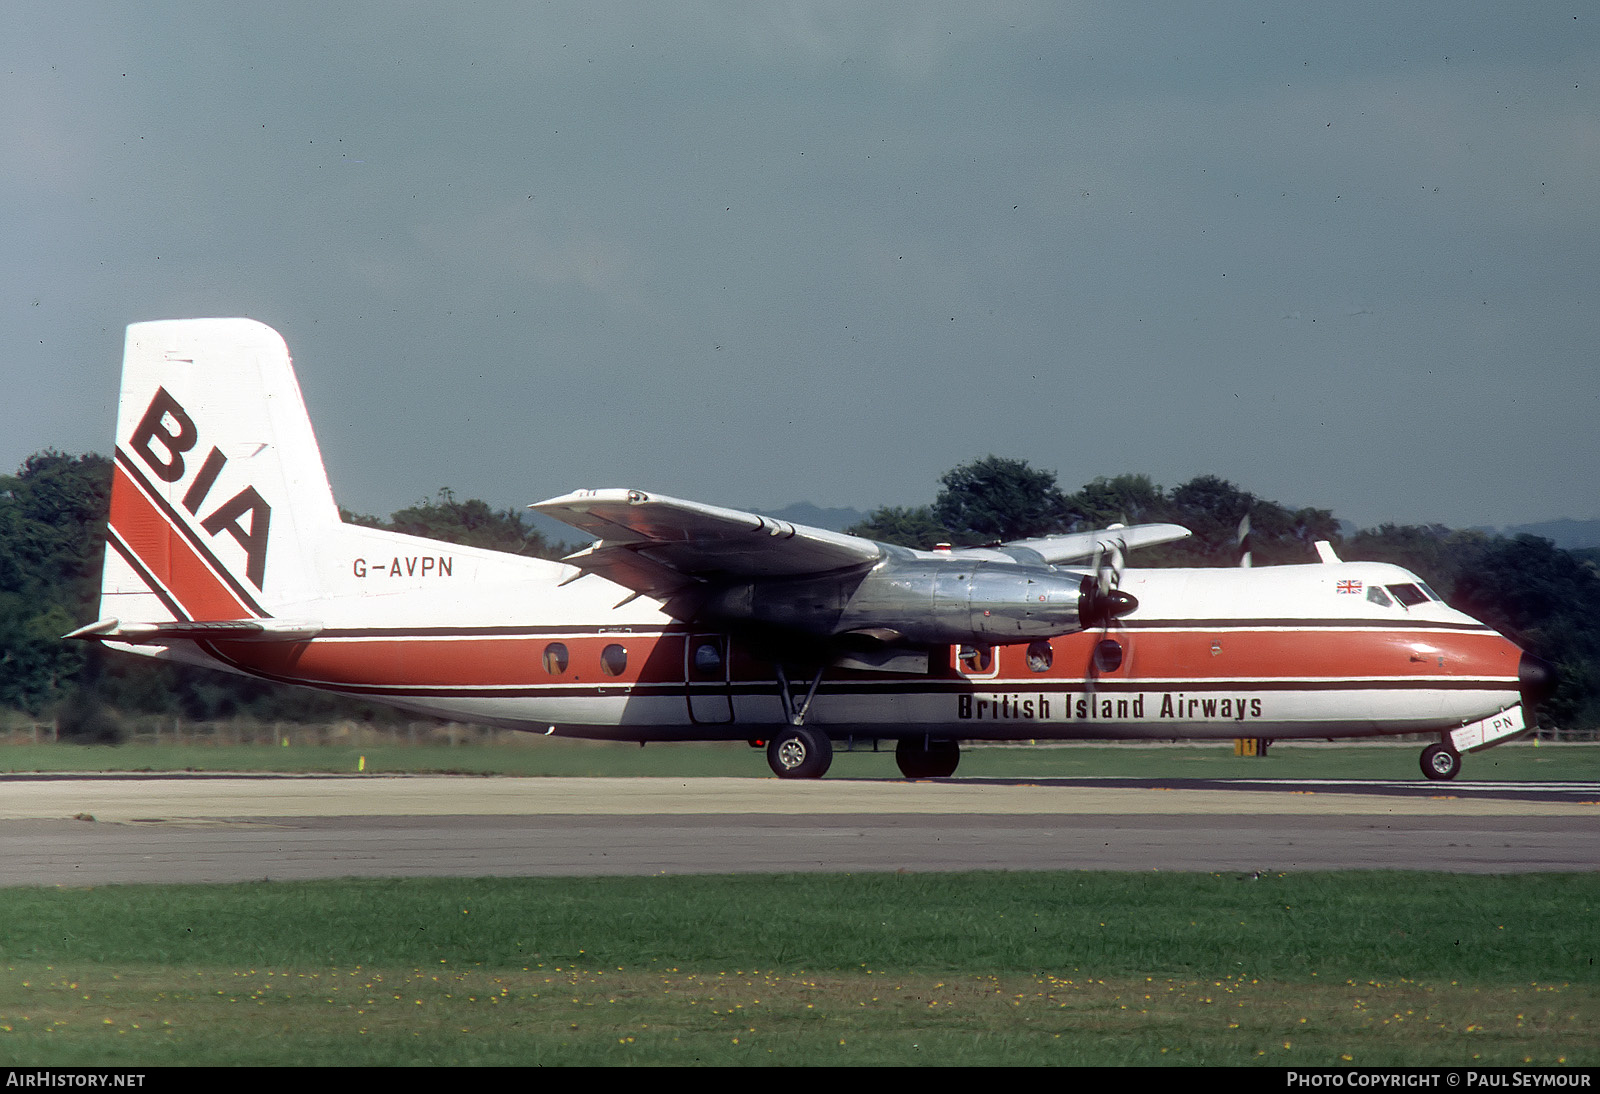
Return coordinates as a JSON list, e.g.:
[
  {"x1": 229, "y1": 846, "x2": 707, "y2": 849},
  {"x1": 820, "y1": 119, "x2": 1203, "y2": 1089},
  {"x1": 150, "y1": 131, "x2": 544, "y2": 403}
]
[{"x1": 69, "y1": 319, "x2": 1551, "y2": 782}]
